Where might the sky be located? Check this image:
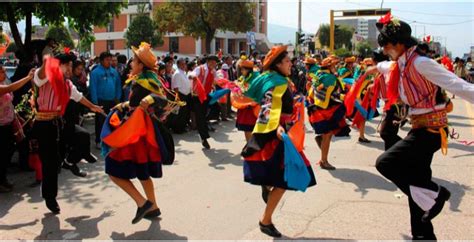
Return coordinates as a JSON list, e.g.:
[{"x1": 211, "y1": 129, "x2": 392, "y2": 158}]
[{"x1": 267, "y1": 0, "x2": 474, "y2": 57}]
